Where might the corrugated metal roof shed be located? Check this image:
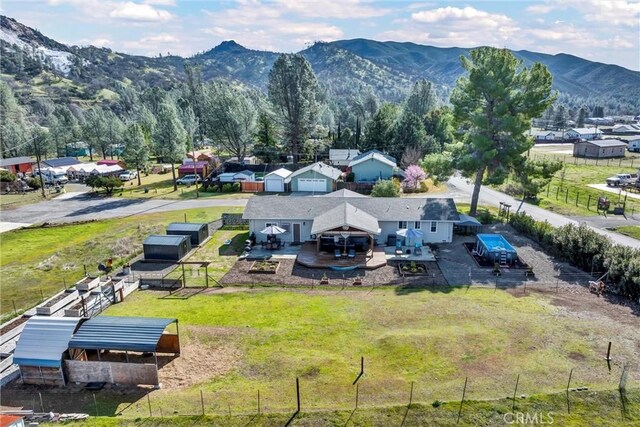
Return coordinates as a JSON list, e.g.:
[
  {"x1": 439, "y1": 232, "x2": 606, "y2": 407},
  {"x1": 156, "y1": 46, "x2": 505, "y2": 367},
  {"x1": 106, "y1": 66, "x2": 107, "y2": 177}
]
[
  {"x1": 166, "y1": 222, "x2": 206, "y2": 232},
  {"x1": 14, "y1": 316, "x2": 82, "y2": 368},
  {"x1": 144, "y1": 235, "x2": 188, "y2": 246},
  {"x1": 68, "y1": 316, "x2": 176, "y2": 352}
]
